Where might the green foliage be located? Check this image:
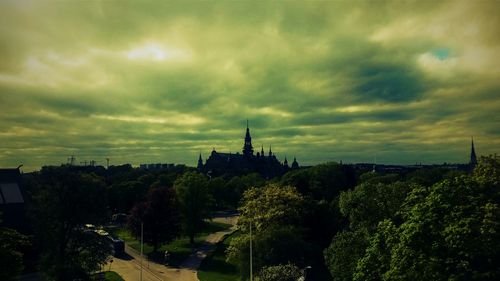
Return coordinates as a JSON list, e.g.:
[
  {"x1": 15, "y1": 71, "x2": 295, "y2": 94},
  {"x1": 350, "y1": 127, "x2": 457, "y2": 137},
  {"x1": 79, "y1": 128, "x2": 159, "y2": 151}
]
[
  {"x1": 127, "y1": 187, "x2": 181, "y2": 252},
  {"x1": 228, "y1": 184, "x2": 315, "y2": 279},
  {"x1": 359, "y1": 172, "x2": 401, "y2": 185},
  {"x1": 103, "y1": 271, "x2": 125, "y2": 281},
  {"x1": 473, "y1": 155, "x2": 500, "y2": 185},
  {"x1": 222, "y1": 173, "x2": 265, "y2": 209},
  {"x1": 107, "y1": 180, "x2": 147, "y2": 213},
  {"x1": 353, "y1": 220, "x2": 396, "y2": 281},
  {"x1": 281, "y1": 163, "x2": 356, "y2": 201},
  {"x1": 238, "y1": 183, "x2": 306, "y2": 232},
  {"x1": 353, "y1": 156, "x2": 500, "y2": 281},
  {"x1": 31, "y1": 166, "x2": 111, "y2": 281},
  {"x1": 280, "y1": 168, "x2": 312, "y2": 195},
  {"x1": 174, "y1": 172, "x2": 213, "y2": 244},
  {"x1": 302, "y1": 199, "x2": 343, "y2": 248},
  {"x1": 0, "y1": 227, "x2": 29, "y2": 281},
  {"x1": 406, "y1": 167, "x2": 459, "y2": 186},
  {"x1": 339, "y1": 182, "x2": 414, "y2": 231},
  {"x1": 324, "y1": 230, "x2": 368, "y2": 281},
  {"x1": 227, "y1": 226, "x2": 316, "y2": 279},
  {"x1": 257, "y1": 263, "x2": 302, "y2": 281}
]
